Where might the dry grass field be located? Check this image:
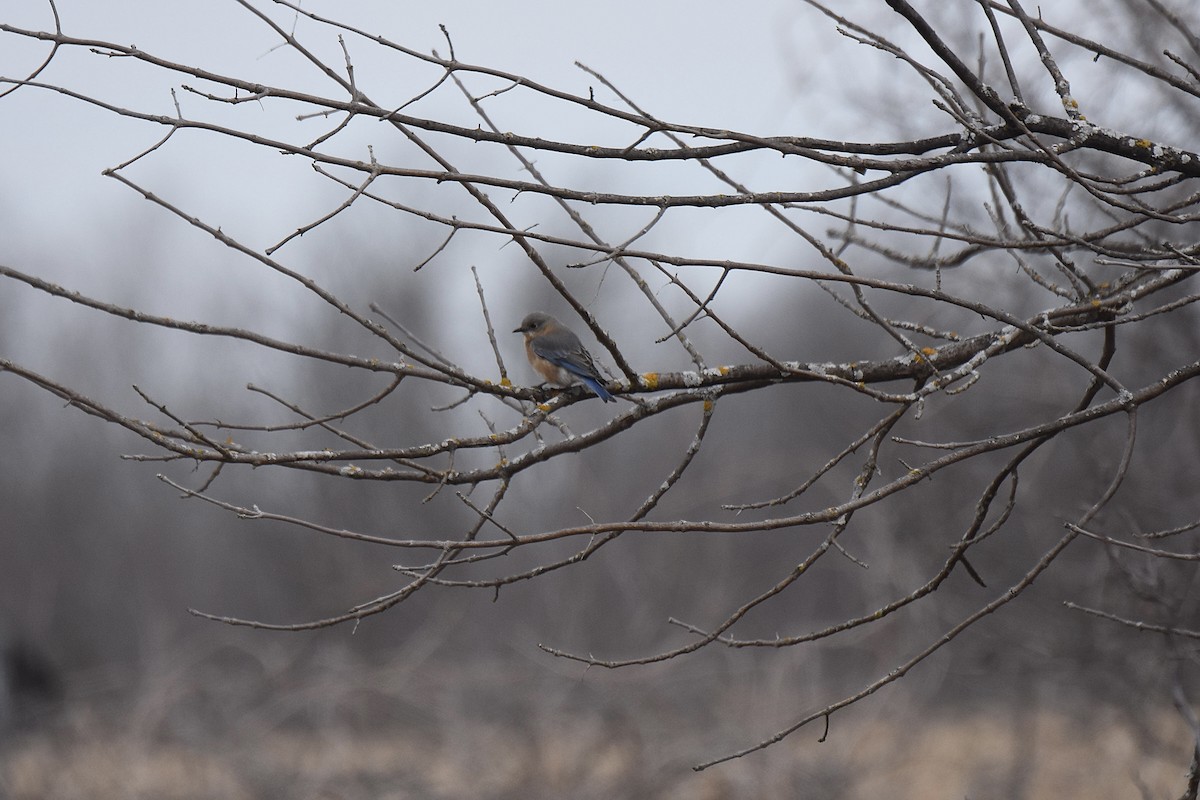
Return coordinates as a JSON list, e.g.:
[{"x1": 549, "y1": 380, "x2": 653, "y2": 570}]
[
  {"x1": 0, "y1": 643, "x2": 1189, "y2": 799},
  {"x1": 2, "y1": 704, "x2": 1188, "y2": 799}
]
